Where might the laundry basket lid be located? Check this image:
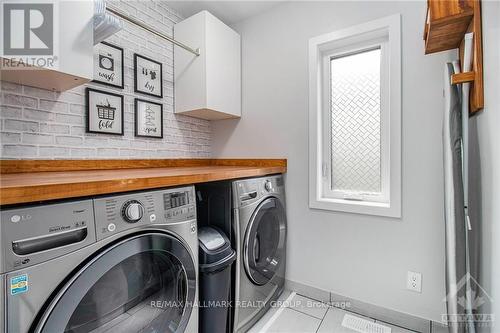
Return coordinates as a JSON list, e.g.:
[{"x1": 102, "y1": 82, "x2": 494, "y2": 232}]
[
  {"x1": 198, "y1": 227, "x2": 225, "y2": 250},
  {"x1": 198, "y1": 226, "x2": 235, "y2": 272}
]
